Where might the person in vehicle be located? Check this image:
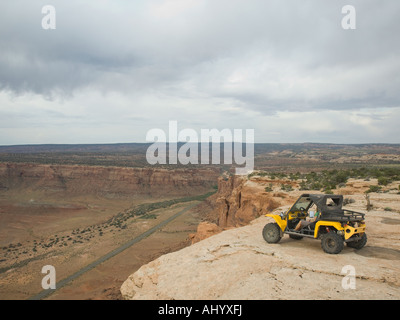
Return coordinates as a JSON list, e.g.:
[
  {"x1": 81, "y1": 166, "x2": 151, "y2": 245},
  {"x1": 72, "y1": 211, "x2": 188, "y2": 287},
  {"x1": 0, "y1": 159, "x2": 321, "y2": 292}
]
[{"x1": 294, "y1": 210, "x2": 320, "y2": 231}]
